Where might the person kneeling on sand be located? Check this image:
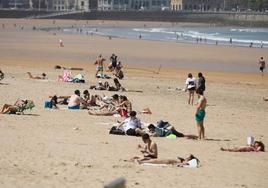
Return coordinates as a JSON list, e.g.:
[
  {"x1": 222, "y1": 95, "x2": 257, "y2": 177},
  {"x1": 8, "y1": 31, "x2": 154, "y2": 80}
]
[
  {"x1": 27, "y1": 72, "x2": 46, "y2": 79},
  {"x1": 110, "y1": 111, "x2": 145, "y2": 136},
  {"x1": 68, "y1": 90, "x2": 82, "y2": 110},
  {"x1": 221, "y1": 141, "x2": 265, "y2": 152}
]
